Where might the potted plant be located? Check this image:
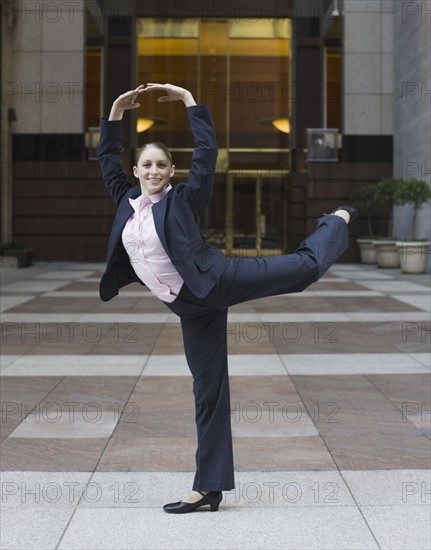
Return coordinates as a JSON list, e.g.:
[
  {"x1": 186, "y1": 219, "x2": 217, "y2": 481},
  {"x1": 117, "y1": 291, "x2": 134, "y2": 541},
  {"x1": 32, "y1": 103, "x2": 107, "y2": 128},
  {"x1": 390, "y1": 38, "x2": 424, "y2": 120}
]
[
  {"x1": 394, "y1": 179, "x2": 431, "y2": 273},
  {"x1": 352, "y1": 184, "x2": 378, "y2": 263},
  {"x1": 372, "y1": 178, "x2": 404, "y2": 268}
]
